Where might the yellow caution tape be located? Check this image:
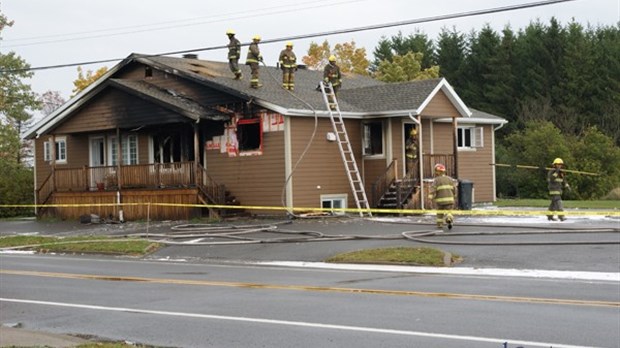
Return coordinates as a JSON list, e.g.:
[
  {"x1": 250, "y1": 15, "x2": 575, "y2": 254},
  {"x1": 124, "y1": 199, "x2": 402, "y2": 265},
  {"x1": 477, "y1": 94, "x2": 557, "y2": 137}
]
[
  {"x1": 491, "y1": 163, "x2": 600, "y2": 176},
  {"x1": 1, "y1": 203, "x2": 618, "y2": 216}
]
